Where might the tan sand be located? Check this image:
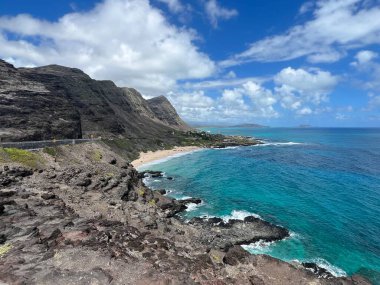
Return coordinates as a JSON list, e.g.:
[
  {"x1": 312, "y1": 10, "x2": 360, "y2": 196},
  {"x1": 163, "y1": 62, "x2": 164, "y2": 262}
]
[{"x1": 131, "y1": 146, "x2": 202, "y2": 169}]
